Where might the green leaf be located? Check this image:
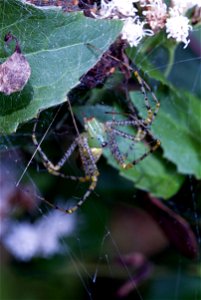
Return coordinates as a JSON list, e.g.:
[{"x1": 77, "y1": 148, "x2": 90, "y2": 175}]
[
  {"x1": 105, "y1": 146, "x2": 184, "y2": 199},
  {"x1": 75, "y1": 104, "x2": 184, "y2": 199},
  {"x1": 131, "y1": 89, "x2": 201, "y2": 179},
  {"x1": 0, "y1": 0, "x2": 122, "y2": 134}
]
